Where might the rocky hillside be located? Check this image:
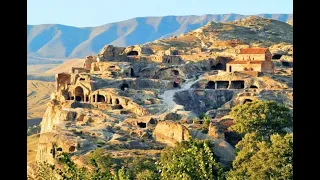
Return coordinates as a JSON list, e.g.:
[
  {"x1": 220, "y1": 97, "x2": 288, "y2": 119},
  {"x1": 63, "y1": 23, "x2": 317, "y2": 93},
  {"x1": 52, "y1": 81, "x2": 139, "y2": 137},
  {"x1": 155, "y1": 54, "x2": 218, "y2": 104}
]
[
  {"x1": 27, "y1": 14, "x2": 292, "y2": 61},
  {"x1": 144, "y1": 16, "x2": 292, "y2": 52}
]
